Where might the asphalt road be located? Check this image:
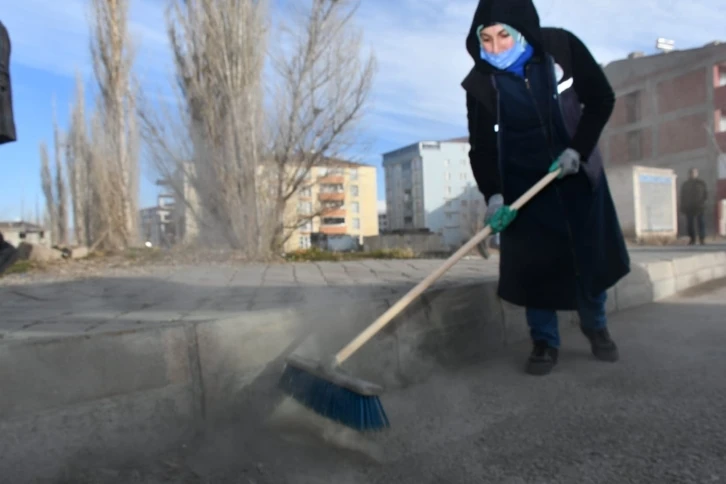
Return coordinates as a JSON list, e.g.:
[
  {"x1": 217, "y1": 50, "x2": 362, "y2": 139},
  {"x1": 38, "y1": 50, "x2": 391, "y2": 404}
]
[{"x1": 69, "y1": 279, "x2": 726, "y2": 484}]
